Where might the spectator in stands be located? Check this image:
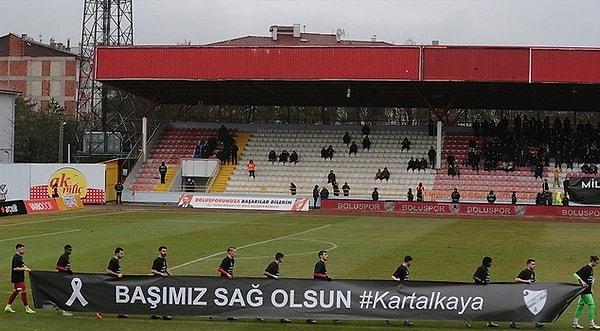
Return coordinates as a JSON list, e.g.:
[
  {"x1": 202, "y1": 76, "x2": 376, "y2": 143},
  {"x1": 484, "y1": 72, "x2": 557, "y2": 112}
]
[
  {"x1": 375, "y1": 168, "x2": 383, "y2": 181},
  {"x1": 552, "y1": 168, "x2": 561, "y2": 188},
  {"x1": 542, "y1": 179, "x2": 550, "y2": 192},
  {"x1": 230, "y1": 143, "x2": 239, "y2": 165},
  {"x1": 407, "y1": 188, "x2": 414, "y2": 201},
  {"x1": 554, "y1": 191, "x2": 562, "y2": 205},
  {"x1": 327, "y1": 145, "x2": 335, "y2": 159},
  {"x1": 343, "y1": 132, "x2": 351, "y2": 146},
  {"x1": 428, "y1": 147, "x2": 436, "y2": 169},
  {"x1": 362, "y1": 136, "x2": 371, "y2": 151},
  {"x1": 217, "y1": 124, "x2": 228, "y2": 142},
  {"x1": 534, "y1": 162, "x2": 544, "y2": 179},
  {"x1": 217, "y1": 148, "x2": 228, "y2": 165},
  {"x1": 289, "y1": 183, "x2": 296, "y2": 196},
  {"x1": 362, "y1": 124, "x2": 370, "y2": 136},
  {"x1": 418, "y1": 158, "x2": 428, "y2": 172},
  {"x1": 247, "y1": 159, "x2": 256, "y2": 178},
  {"x1": 371, "y1": 187, "x2": 379, "y2": 201},
  {"x1": 416, "y1": 183, "x2": 425, "y2": 202},
  {"x1": 312, "y1": 185, "x2": 320, "y2": 208},
  {"x1": 407, "y1": 157, "x2": 417, "y2": 172},
  {"x1": 289, "y1": 151, "x2": 298, "y2": 164},
  {"x1": 268, "y1": 150, "x2": 277, "y2": 164},
  {"x1": 428, "y1": 118, "x2": 435, "y2": 136},
  {"x1": 486, "y1": 190, "x2": 497, "y2": 204},
  {"x1": 563, "y1": 179, "x2": 570, "y2": 196},
  {"x1": 278, "y1": 150, "x2": 289, "y2": 164},
  {"x1": 342, "y1": 182, "x2": 351, "y2": 196},
  {"x1": 562, "y1": 193, "x2": 570, "y2": 206},
  {"x1": 327, "y1": 170, "x2": 336, "y2": 184},
  {"x1": 158, "y1": 162, "x2": 167, "y2": 184},
  {"x1": 320, "y1": 146, "x2": 328, "y2": 159},
  {"x1": 381, "y1": 167, "x2": 390, "y2": 181},
  {"x1": 320, "y1": 186, "x2": 330, "y2": 200},
  {"x1": 511, "y1": 191, "x2": 518, "y2": 204},
  {"x1": 451, "y1": 188, "x2": 460, "y2": 203},
  {"x1": 332, "y1": 182, "x2": 340, "y2": 196},
  {"x1": 447, "y1": 154, "x2": 456, "y2": 167},
  {"x1": 471, "y1": 153, "x2": 480, "y2": 172},
  {"x1": 401, "y1": 137, "x2": 411, "y2": 152},
  {"x1": 349, "y1": 141, "x2": 358, "y2": 156}
]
